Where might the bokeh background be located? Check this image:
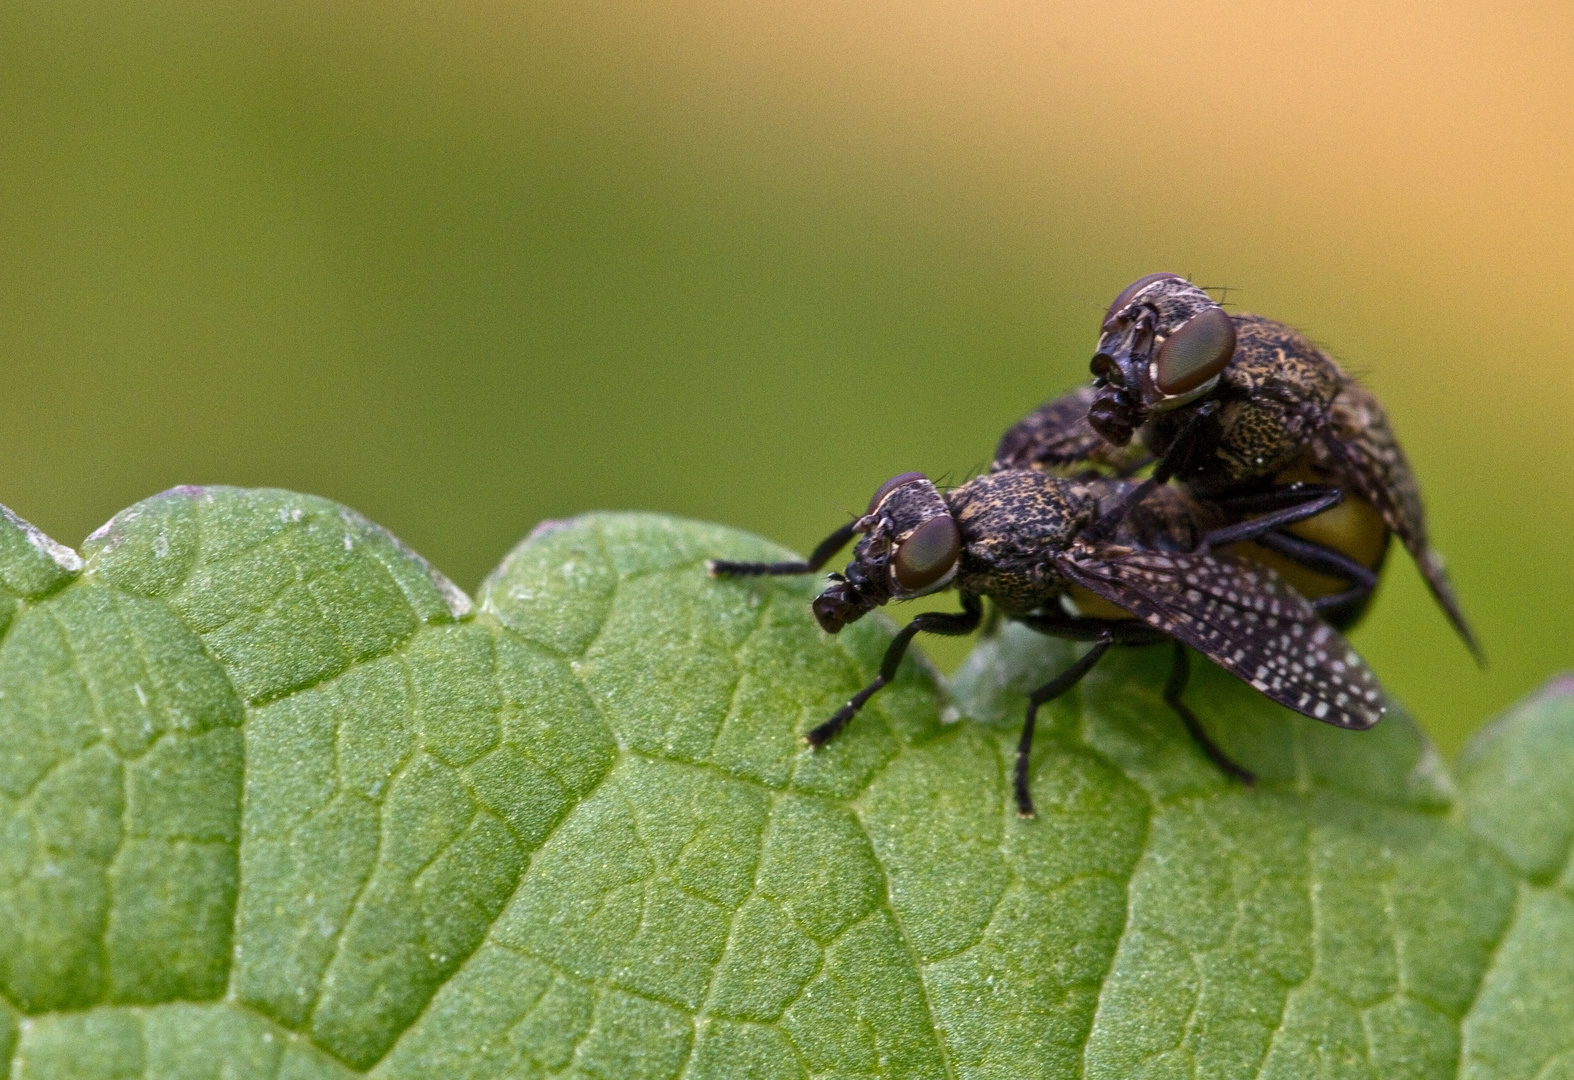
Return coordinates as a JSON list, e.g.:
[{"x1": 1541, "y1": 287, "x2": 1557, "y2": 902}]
[{"x1": 2, "y1": 2, "x2": 1569, "y2": 755}]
